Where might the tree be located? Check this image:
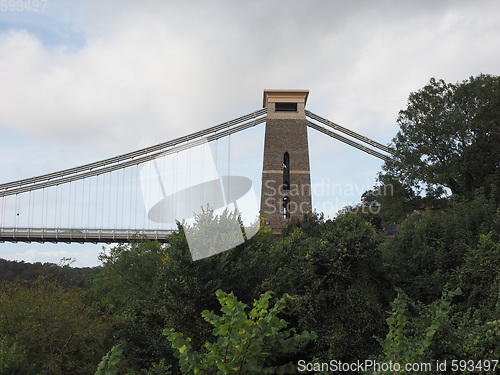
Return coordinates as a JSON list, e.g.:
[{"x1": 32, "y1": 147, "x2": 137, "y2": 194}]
[
  {"x1": 90, "y1": 210, "x2": 277, "y2": 372},
  {"x1": 0, "y1": 276, "x2": 112, "y2": 375},
  {"x1": 154, "y1": 217, "x2": 278, "y2": 363},
  {"x1": 91, "y1": 239, "x2": 166, "y2": 312},
  {"x1": 383, "y1": 74, "x2": 500, "y2": 198},
  {"x1": 90, "y1": 239, "x2": 171, "y2": 372},
  {"x1": 264, "y1": 214, "x2": 392, "y2": 366}
]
